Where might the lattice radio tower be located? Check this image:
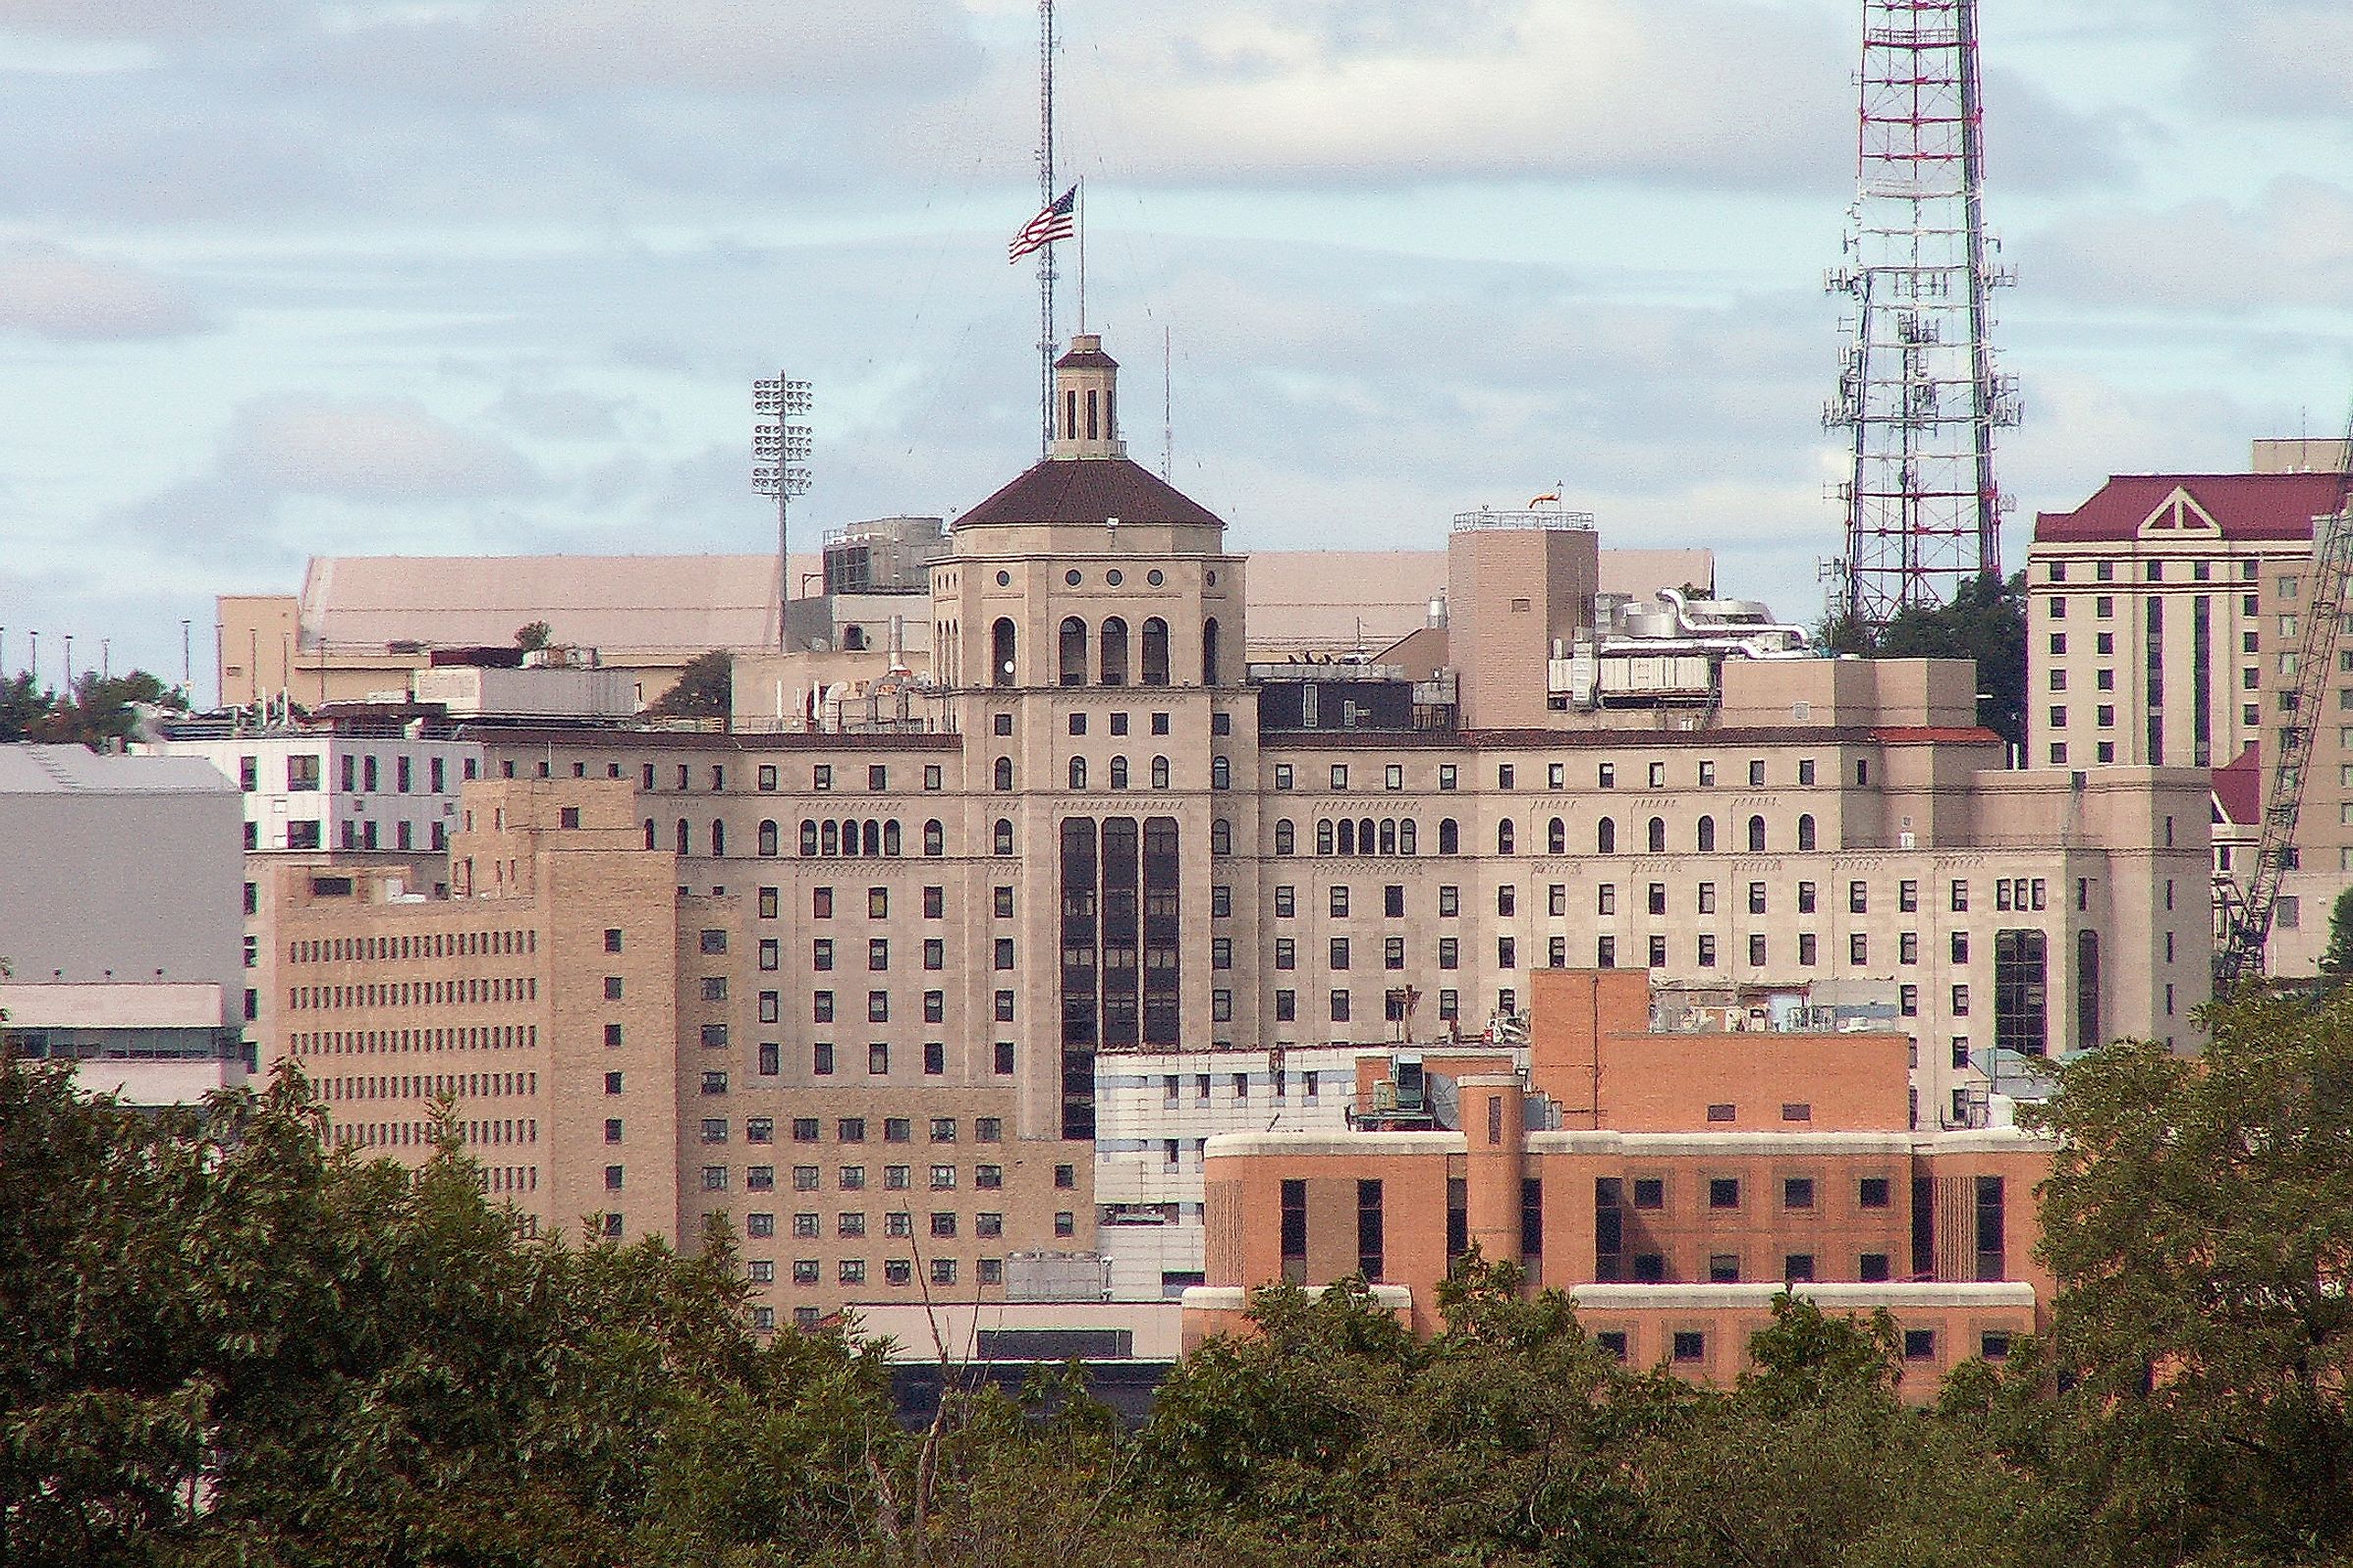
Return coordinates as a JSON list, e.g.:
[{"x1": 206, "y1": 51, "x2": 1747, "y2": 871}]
[{"x1": 1825, "y1": 0, "x2": 2019, "y2": 629}]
